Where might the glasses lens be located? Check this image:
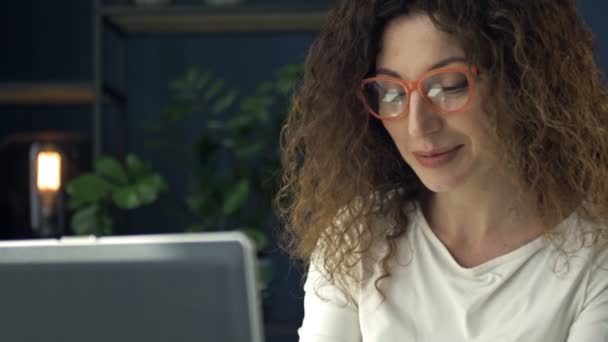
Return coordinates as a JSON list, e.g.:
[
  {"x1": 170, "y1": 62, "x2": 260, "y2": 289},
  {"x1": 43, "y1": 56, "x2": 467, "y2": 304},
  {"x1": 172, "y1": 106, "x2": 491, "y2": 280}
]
[
  {"x1": 421, "y1": 71, "x2": 470, "y2": 111},
  {"x1": 362, "y1": 80, "x2": 406, "y2": 118}
]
